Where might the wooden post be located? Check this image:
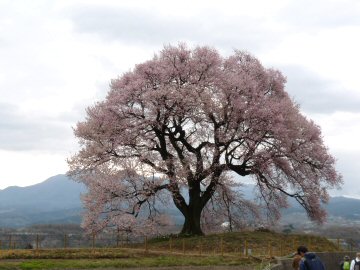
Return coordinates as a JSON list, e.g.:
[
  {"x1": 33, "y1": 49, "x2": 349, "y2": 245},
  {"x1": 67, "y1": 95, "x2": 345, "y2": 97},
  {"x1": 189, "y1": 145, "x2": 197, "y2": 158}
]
[
  {"x1": 145, "y1": 236, "x2": 148, "y2": 253},
  {"x1": 36, "y1": 235, "x2": 39, "y2": 250},
  {"x1": 268, "y1": 241, "x2": 272, "y2": 258},
  {"x1": 9, "y1": 235, "x2": 12, "y2": 249},
  {"x1": 64, "y1": 234, "x2": 67, "y2": 249},
  {"x1": 169, "y1": 237, "x2": 172, "y2": 253},
  {"x1": 199, "y1": 238, "x2": 202, "y2": 255},
  {"x1": 221, "y1": 236, "x2": 224, "y2": 256},
  {"x1": 244, "y1": 240, "x2": 248, "y2": 257},
  {"x1": 116, "y1": 228, "x2": 120, "y2": 248},
  {"x1": 293, "y1": 239, "x2": 296, "y2": 251},
  {"x1": 182, "y1": 239, "x2": 185, "y2": 255}
]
